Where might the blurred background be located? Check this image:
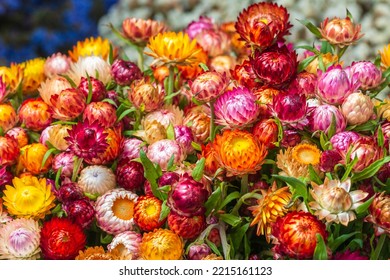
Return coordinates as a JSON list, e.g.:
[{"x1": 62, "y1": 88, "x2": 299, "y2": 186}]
[{"x1": 0, "y1": 0, "x2": 389, "y2": 65}]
